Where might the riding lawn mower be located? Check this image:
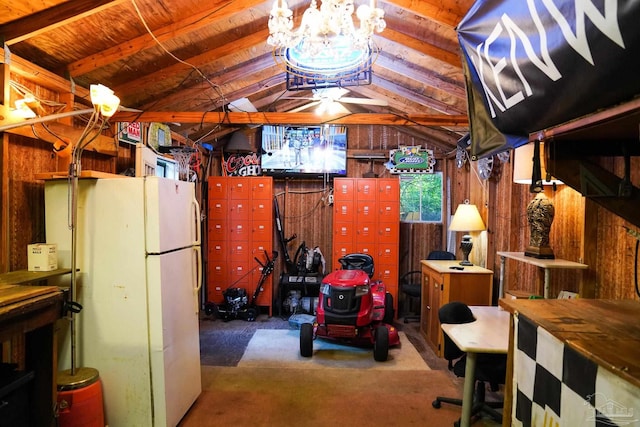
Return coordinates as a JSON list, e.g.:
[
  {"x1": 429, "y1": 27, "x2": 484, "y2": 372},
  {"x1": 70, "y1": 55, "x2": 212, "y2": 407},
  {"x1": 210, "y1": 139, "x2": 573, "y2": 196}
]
[{"x1": 299, "y1": 253, "x2": 400, "y2": 362}]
